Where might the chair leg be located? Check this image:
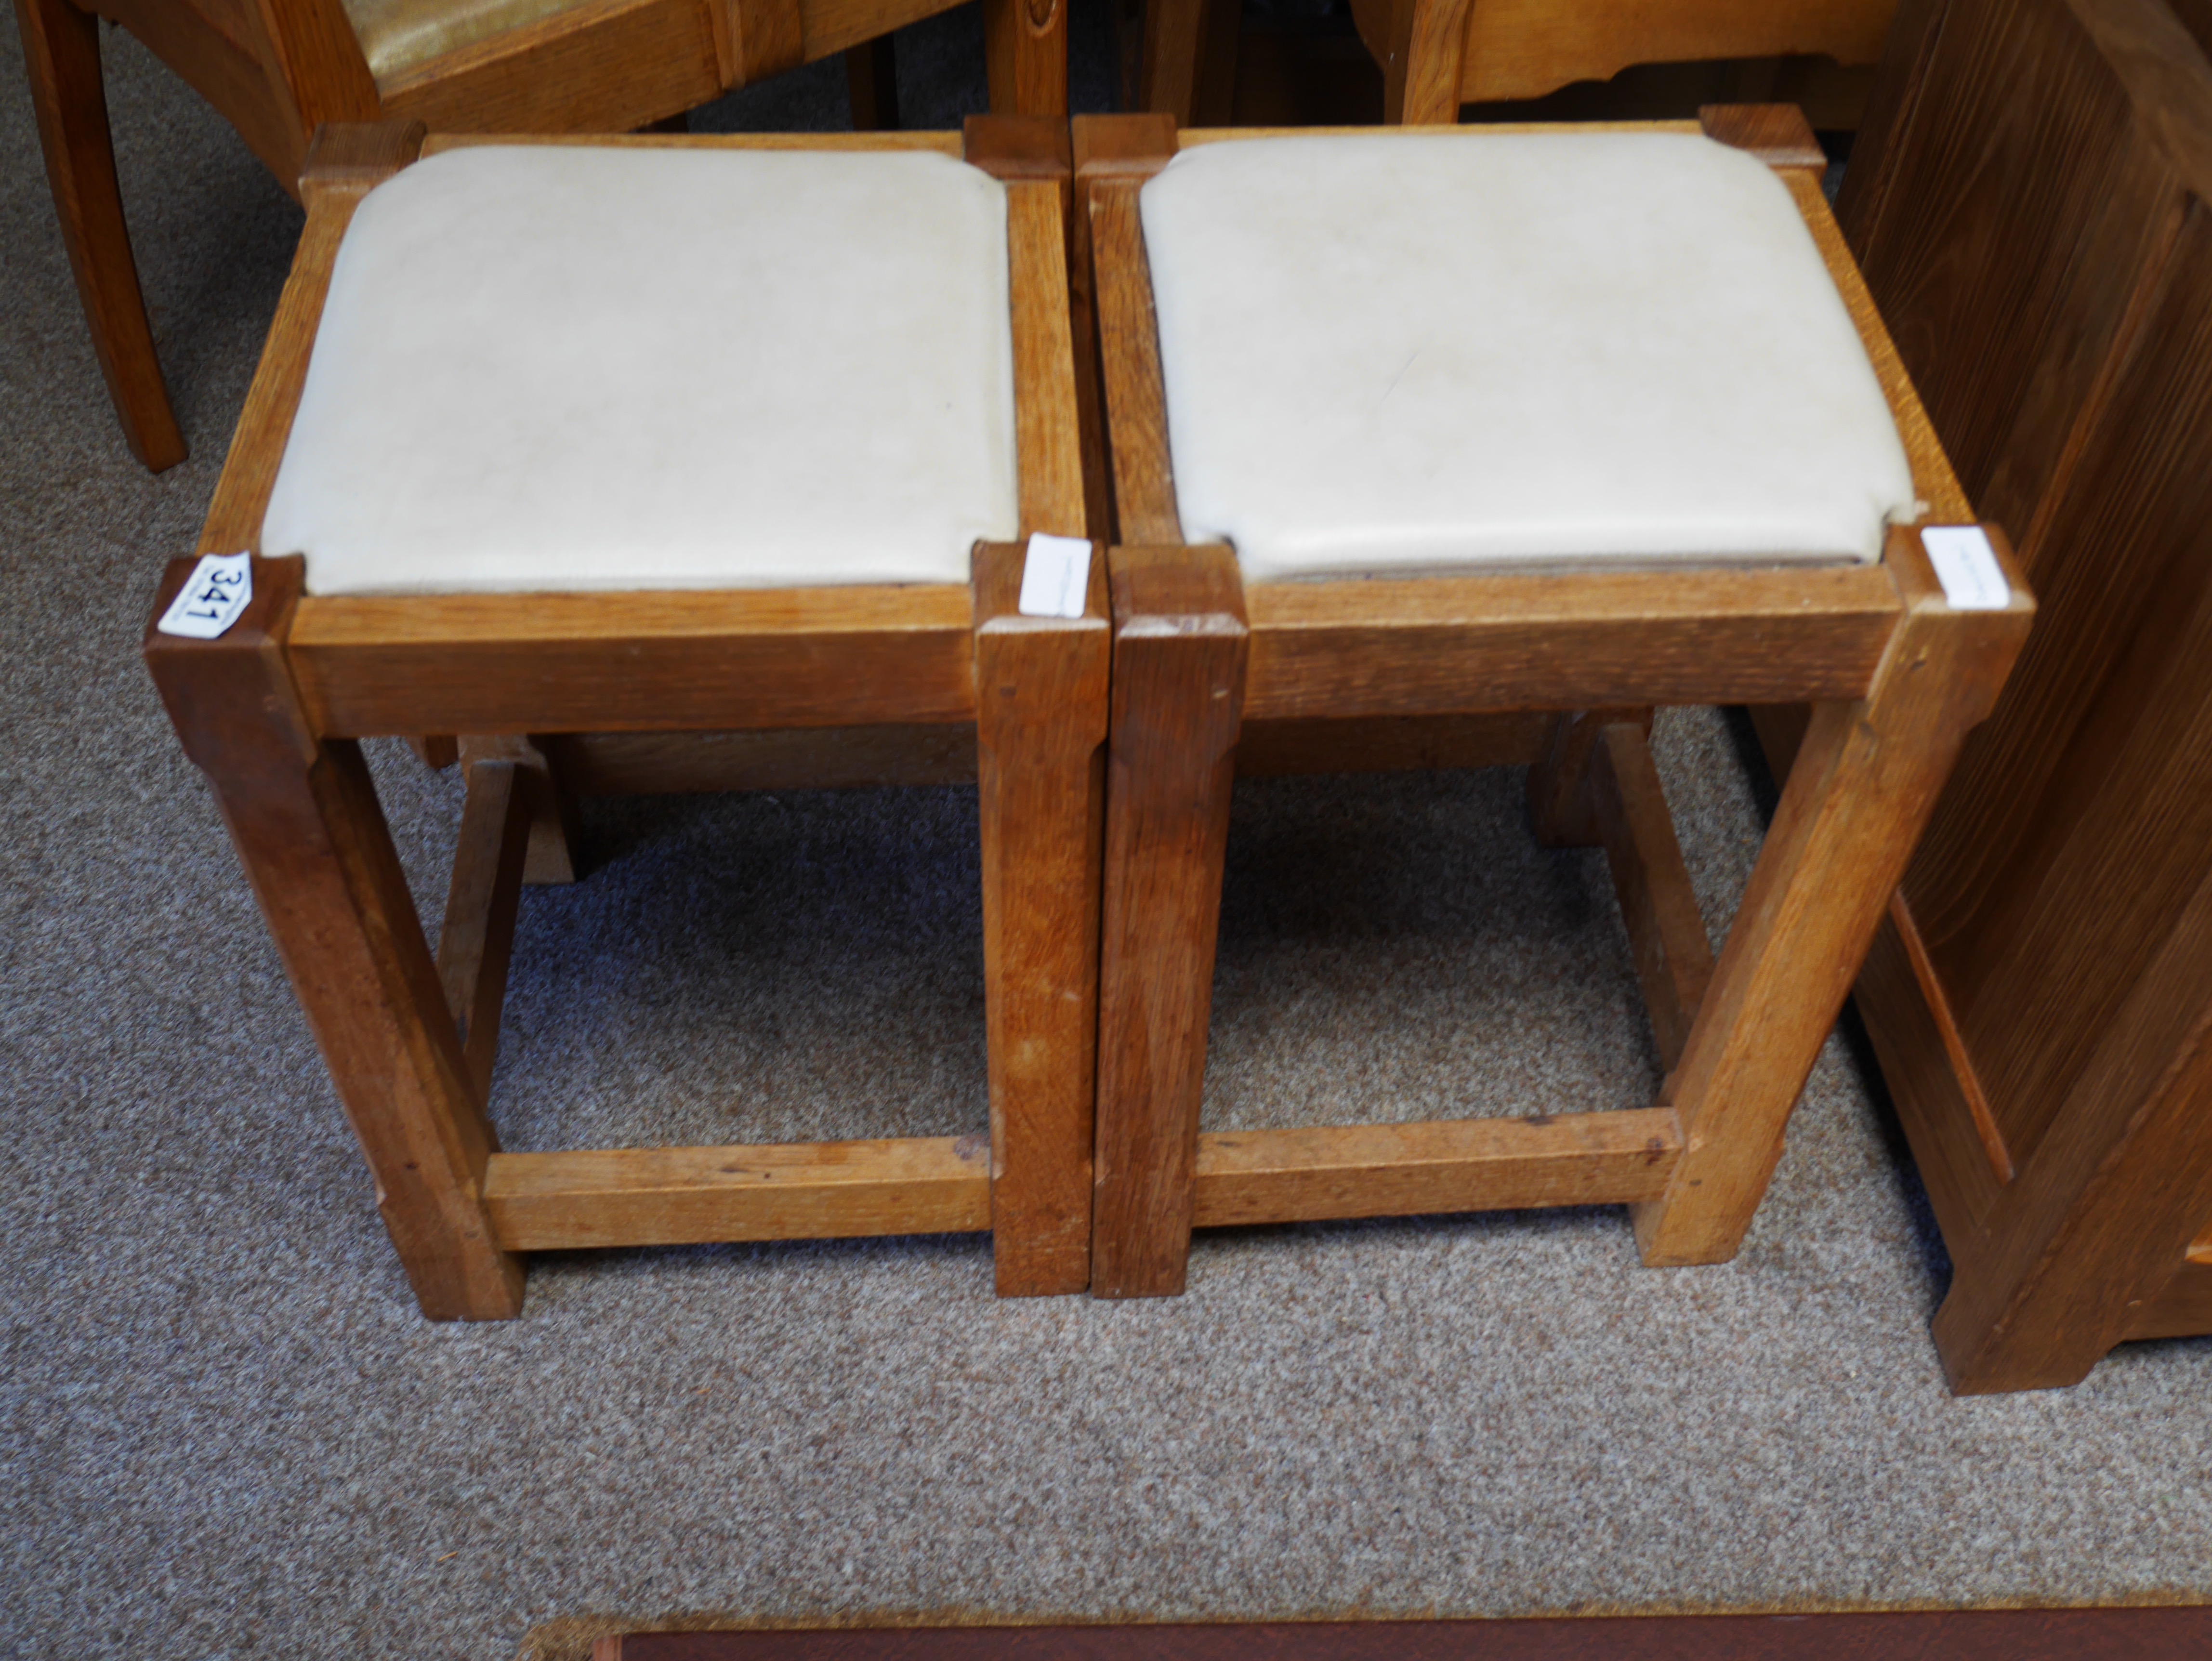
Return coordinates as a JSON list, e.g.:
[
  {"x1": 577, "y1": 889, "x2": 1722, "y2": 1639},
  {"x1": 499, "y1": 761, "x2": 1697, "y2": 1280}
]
[
  {"x1": 145, "y1": 558, "x2": 523, "y2": 1320},
  {"x1": 460, "y1": 734, "x2": 582, "y2": 884},
  {"x1": 974, "y1": 544, "x2": 1110, "y2": 1294},
  {"x1": 846, "y1": 37, "x2": 899, "y2": 131},
  {"x1": 983, "y1": 0, "x2": 1068, "y2": 117},
  {"x1": 1092, "y1": 544, "x2": 1248, "y2": 1297},
  {"x1": 1634, "y1": 531, "x2": 2030, "y2": 1265},
  {"x1": 15, "y1": 0, "x2": 186, "y2": 471}
]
